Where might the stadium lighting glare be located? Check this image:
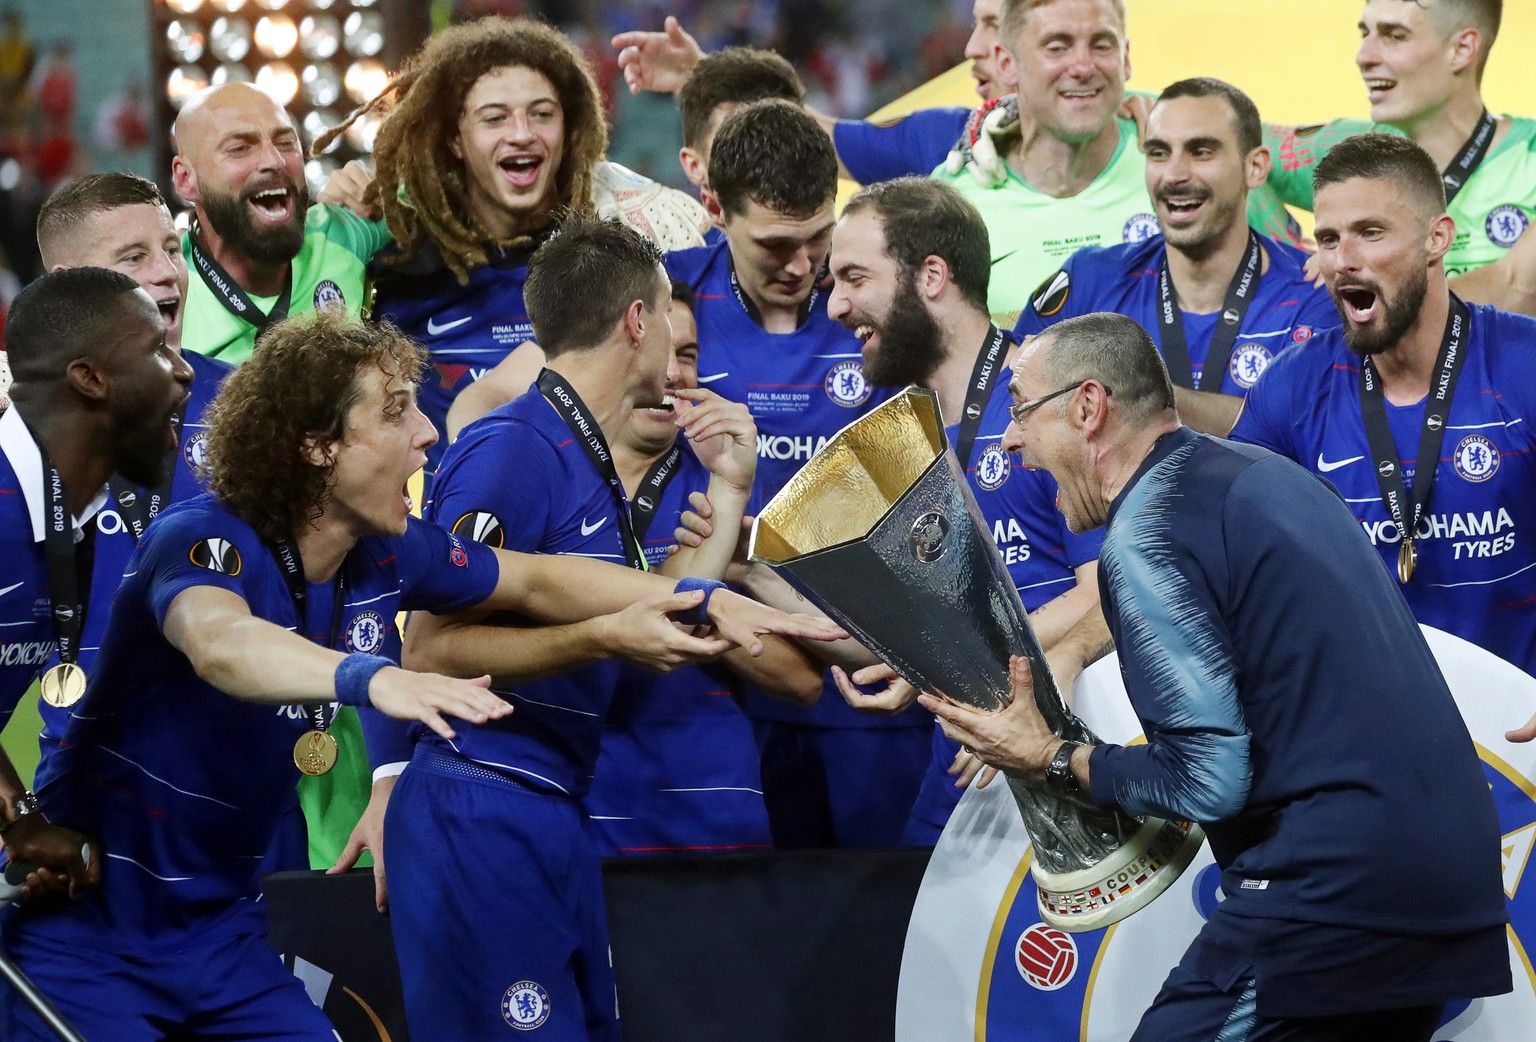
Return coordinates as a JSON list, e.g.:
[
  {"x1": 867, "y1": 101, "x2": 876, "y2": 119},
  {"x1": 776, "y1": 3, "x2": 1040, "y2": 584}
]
[
  {"x1": 165, "y1": 0, "x2": 205, "y2": 14},
  {"x1": 302, "y1": 62, "x2": 342, "y2": 107},
  {"x1": 209, "y1": 17, "x2": 252, "y2": 63},
  {"x1": 166, "y1": 19, "x2": 206, "y2": 63},
  {"x1": 255, "y1": 15, "x2": 299, "y2": 60},
  {"x1": 343, "y1": 59, "x2": 387, "y2": 105},
  {"x1": 166, "y1": 64, "x2": 210, "y2": 107},
  {"x1": 255, "y1": 61, "x2": 300, "y2": 106},
  {"x1": 210, "y1": 62, "x2": 252, "y2": 86},
  {"x1": 343, "y1": 10, "x2": 384, "y2": 57},
  {"x1": 299, "y1": 15, "x2": 341, "y2": 60}
]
